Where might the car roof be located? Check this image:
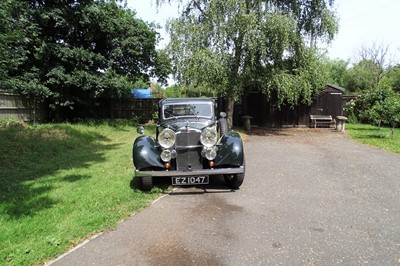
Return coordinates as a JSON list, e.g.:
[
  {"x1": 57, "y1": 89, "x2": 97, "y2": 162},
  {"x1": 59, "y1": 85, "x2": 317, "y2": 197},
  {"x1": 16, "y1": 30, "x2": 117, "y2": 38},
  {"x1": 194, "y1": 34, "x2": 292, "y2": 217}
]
[{"x1": 159, "y1": 98, "x2": 215, "y2": 106}]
